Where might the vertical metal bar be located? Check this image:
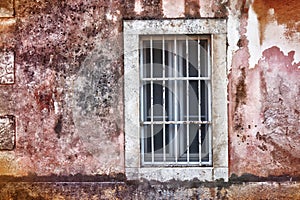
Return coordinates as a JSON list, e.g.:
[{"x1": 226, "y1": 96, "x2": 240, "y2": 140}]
[
  {"x1": 162, "y1": 36, "x2": 166, "y2": 162},
  {"x1": 140, "y1": 39, "x2": 145, "y2": 164},
  {"x1": 207, "y1": 37, "x2": 212, "y2": 165},
  {"x1": 186, "y1": 37, "x2": 190, "y2": 163},
  {"x1": 198, "y1": 37, "x2": 202, "y2": 165},
  {"x1": 150, "y1": 37, "x2": 154, "y2": 163},
  {"x1": 168, "y1": 41, "x2": 173, "y2": 160},
  {"x1": 208, "y1": 37, "x2": 212, "y2": 78},
  {"x1": 178, "y1": 40, "x2": 184, "y2": 160},
  {"x1": 174, "y1": 37, "x2": 178, "y2": 163}
]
